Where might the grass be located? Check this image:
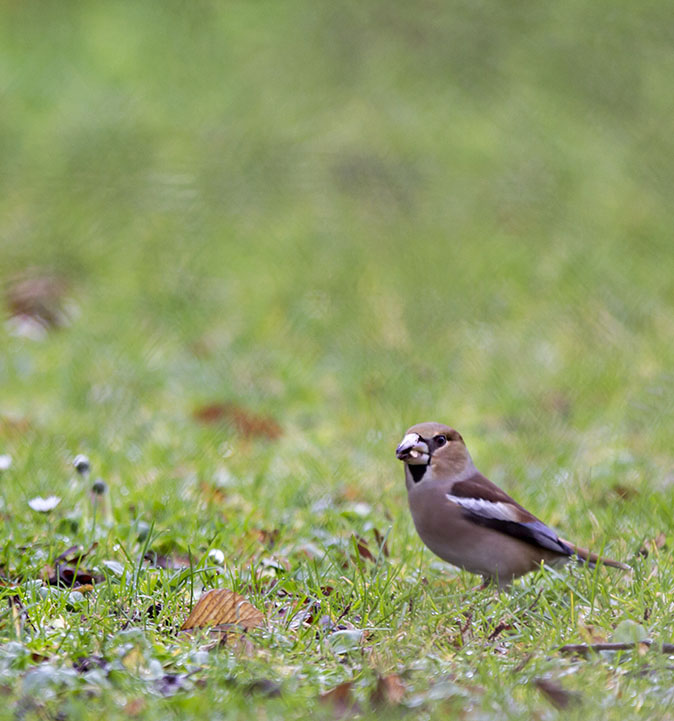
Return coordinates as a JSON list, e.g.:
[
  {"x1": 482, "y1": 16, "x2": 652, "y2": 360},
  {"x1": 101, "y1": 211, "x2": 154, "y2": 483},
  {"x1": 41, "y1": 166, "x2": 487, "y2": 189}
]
[{"x1": 1, "y1": 1, "x2": 674, "y2": 718}]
